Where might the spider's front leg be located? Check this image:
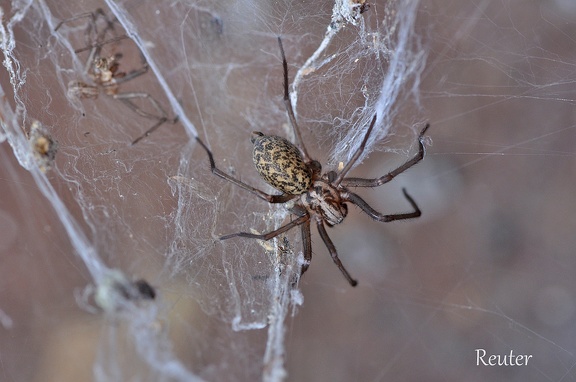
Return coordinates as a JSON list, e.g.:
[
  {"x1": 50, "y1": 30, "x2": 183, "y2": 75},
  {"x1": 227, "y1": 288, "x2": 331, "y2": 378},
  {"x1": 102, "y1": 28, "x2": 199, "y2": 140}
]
[
  {"x1": 300, "y1": 216, "x2": 312, "y2": 278},
  {"x1": 341, "y1": 123, "x2": 430, "y2": 188},
  {"x1": 315, "y1": 218, "x2": 358, "y2": 286},
  {"x1": 343, "y1": 188, "x2": 421, "y2": 222}
]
